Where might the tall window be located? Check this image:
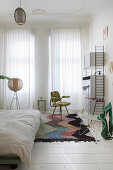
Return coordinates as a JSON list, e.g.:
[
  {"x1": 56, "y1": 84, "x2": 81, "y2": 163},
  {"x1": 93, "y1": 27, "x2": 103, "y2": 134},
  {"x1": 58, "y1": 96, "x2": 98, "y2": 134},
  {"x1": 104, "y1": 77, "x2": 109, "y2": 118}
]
[
  {"x1": 49, "y1": 28, "x2": 82, "y2": 110},
  {"x1": 0, "y1": 29, "x2": 35, "y2": 109}
]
